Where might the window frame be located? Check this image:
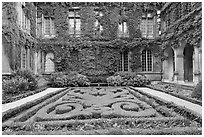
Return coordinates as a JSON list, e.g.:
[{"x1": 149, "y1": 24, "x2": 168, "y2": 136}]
[
  {"x1": 44, "y1": 17, "x2": 55, "y2": 37},
  {"x1": 118, "y1": 21, "x2": 129, "y2": 38},
  {"x1": 68, "y1": 8, "x2": 81, "y2": 37},
  {"x1": 140, "y1": 16, "x2": 154, "y2": 39},
  {"x1": 141, "y1": 49, "x2": 153, "y2": 72}
]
